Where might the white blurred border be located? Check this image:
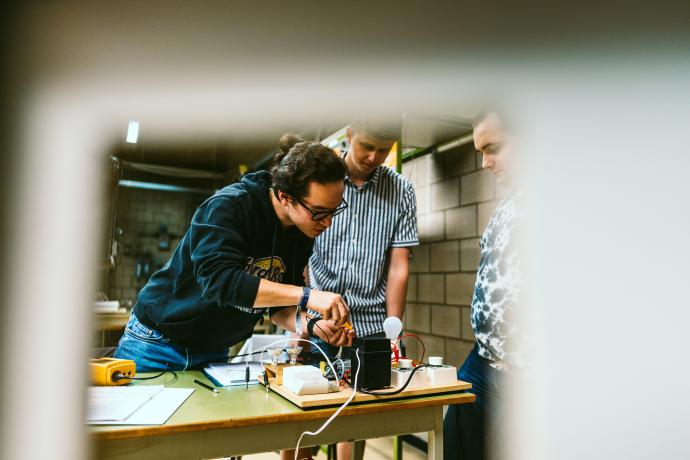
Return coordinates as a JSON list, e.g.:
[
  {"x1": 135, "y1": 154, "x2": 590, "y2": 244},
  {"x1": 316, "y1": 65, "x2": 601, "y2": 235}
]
[{"x1": 2, "y1": 4, "x2": 689, "y2": 459}]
